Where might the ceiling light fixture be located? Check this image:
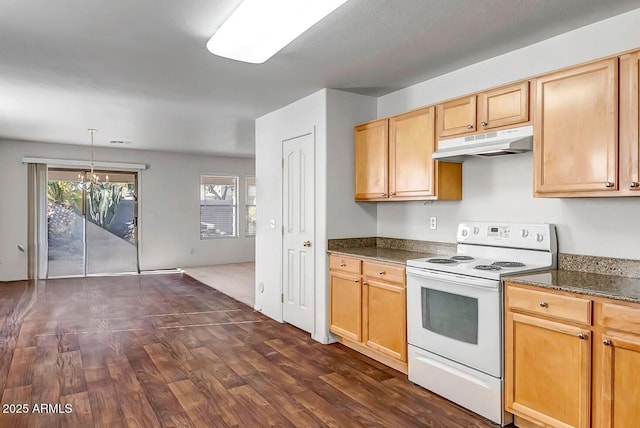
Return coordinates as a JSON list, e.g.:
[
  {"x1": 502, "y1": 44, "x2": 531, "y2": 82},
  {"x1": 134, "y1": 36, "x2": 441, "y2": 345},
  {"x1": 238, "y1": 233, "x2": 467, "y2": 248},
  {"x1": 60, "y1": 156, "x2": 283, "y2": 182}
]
[
  {"x1": 78, "y1": 128, "x2": 108, "y2": 189},
  {"x1": 206, "y1": 0, "x2": 348, "y2": 64}
]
